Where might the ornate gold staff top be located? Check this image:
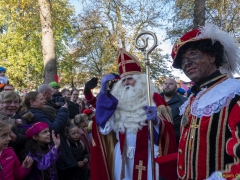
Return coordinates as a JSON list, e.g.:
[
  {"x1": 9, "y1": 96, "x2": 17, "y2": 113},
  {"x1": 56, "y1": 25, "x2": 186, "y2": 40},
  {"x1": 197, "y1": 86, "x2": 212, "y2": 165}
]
[{"x1": 135, "y1": 31, "x2": 158, "y2": 180}]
